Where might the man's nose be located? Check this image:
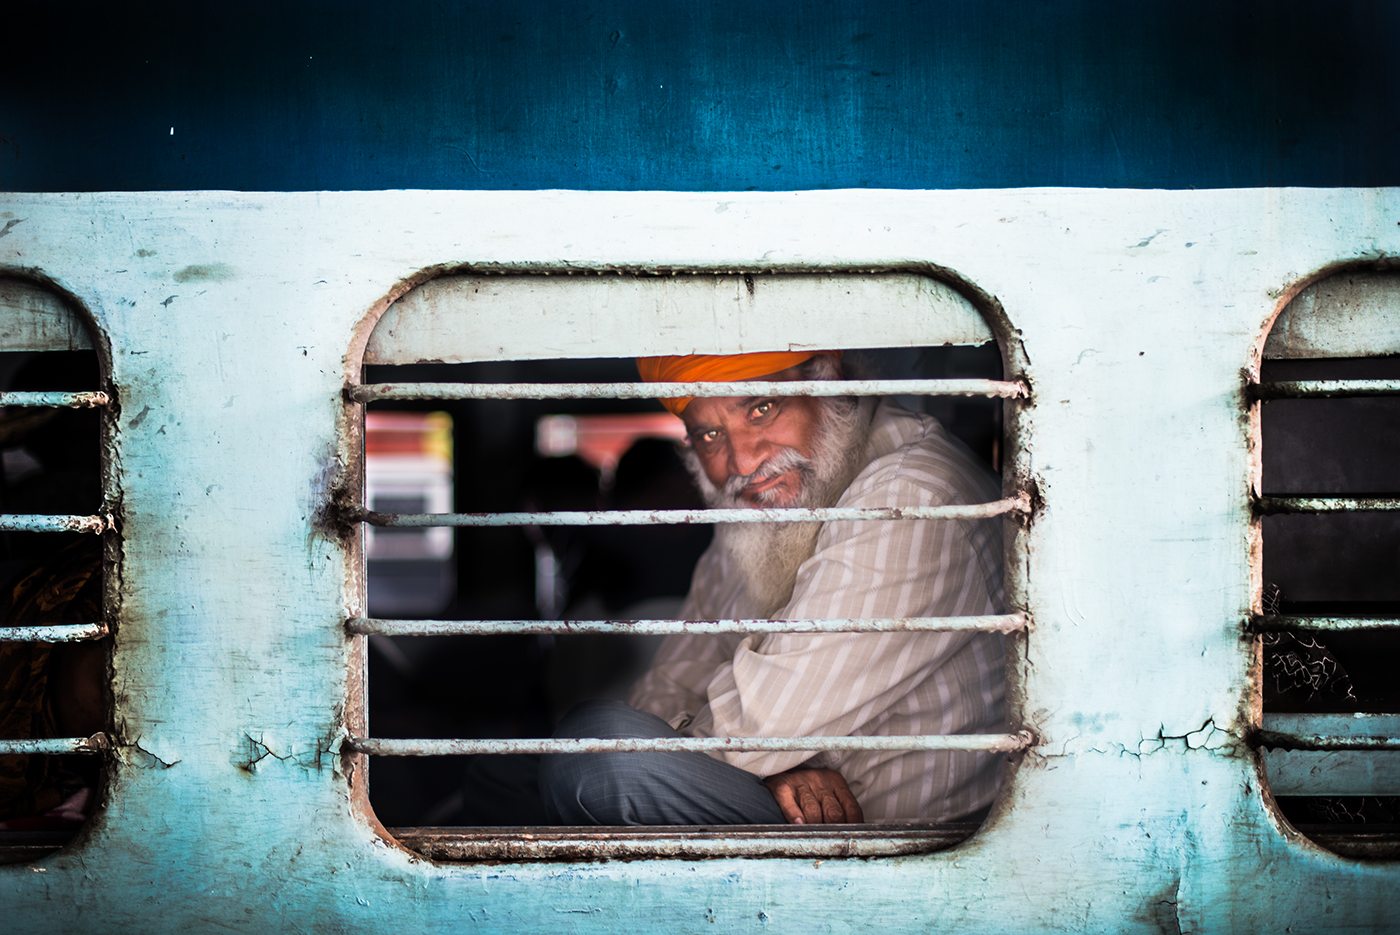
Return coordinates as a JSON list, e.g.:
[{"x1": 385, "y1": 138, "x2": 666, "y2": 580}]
[{"x1": 727, "y1": 427, "x2": 771, "y2": 479}]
